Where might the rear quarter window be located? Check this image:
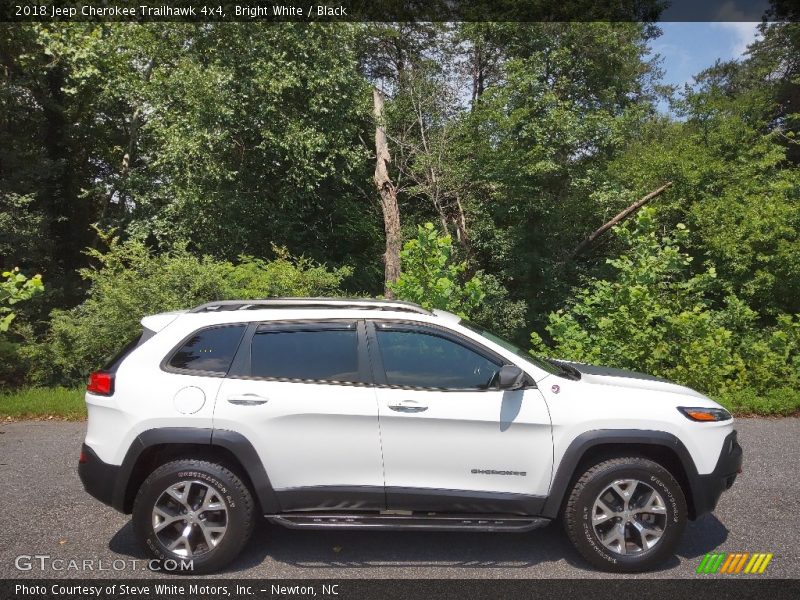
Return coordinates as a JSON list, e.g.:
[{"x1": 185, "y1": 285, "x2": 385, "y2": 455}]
[{"x1": 166, "y1": 325, "x2": 247, "y2": 375}]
